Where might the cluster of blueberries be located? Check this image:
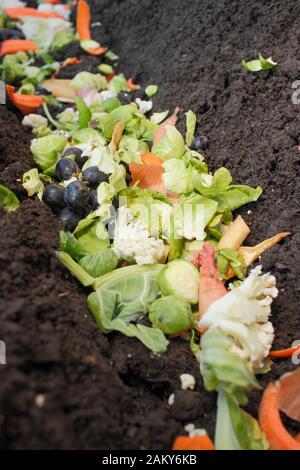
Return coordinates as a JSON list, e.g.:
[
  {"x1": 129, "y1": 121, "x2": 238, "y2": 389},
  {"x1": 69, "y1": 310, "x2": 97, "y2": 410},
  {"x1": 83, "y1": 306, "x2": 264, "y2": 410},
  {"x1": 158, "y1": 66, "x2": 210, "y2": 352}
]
[{"x1": 43, "y1": 148, "x2": 132, "y2": 231}]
